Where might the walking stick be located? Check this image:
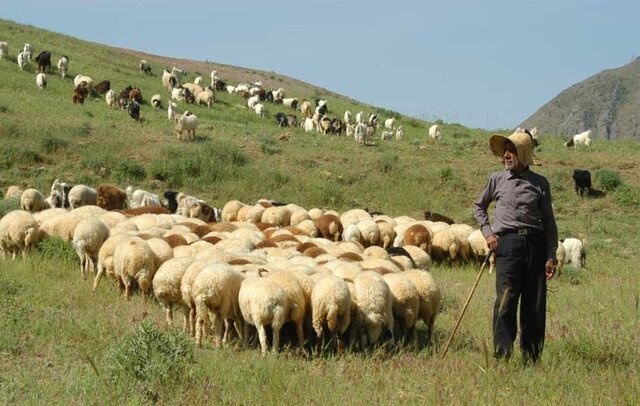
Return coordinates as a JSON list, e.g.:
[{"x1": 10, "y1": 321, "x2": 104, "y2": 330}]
[{"x1": 440, "y1": 250, "x2": 493, "y2": 360}]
